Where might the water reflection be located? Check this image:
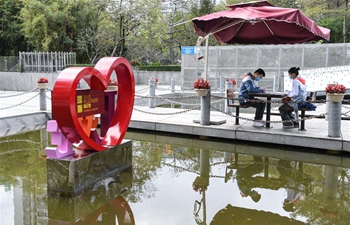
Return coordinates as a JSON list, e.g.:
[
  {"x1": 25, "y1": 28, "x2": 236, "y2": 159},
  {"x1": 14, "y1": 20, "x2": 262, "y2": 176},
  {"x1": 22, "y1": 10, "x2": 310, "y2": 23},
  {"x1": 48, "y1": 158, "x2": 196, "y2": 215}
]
[
  {"x1": 47, "y1": 159, "x2": 134, "y2": 224},
  {"x1": 125, "y1": 131, "x2": 350, "y2": 225},
  {"x1": 1, "y1": 130, "x2": 350, "y2": 224}
]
